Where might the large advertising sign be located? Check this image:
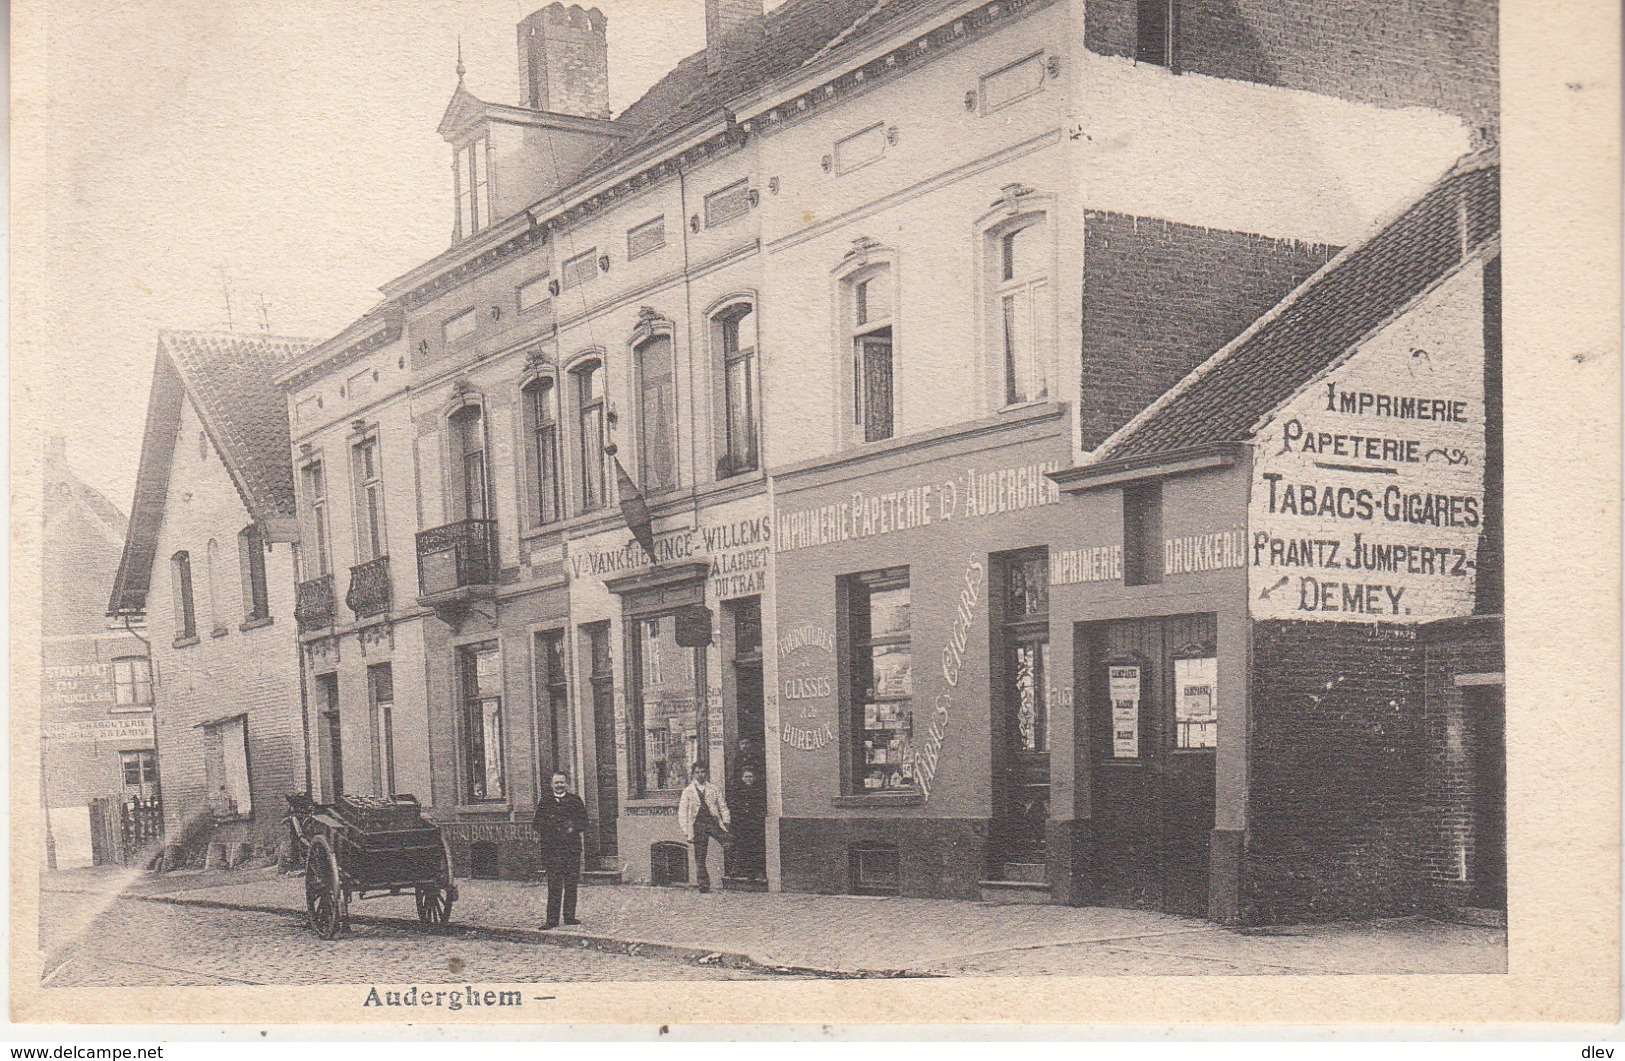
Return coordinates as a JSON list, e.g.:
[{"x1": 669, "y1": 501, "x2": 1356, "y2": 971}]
[{"x1": 1249, "y1": 262, "x2": 1486, "y2": 622}]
